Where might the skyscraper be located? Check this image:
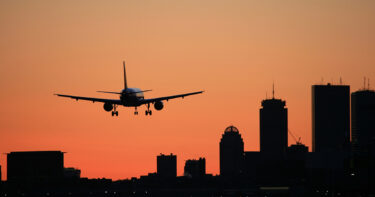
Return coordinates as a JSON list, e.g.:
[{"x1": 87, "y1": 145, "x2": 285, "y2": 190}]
[
  {"x1": 184, "y1": 158, "x2": 206, "y2": 178},
  {"x1": 312, "y1": 84, "x2": 350, "y2": 152},
  {"x1": 260, "y1": 96, "x2": 288, "y2": 156},
  {"x1": 220, "y1": 126, "x2": 244, "y2": 177},
  {"x1": 352, "y1": 89, "x2": 375, "y2": 154},
  {"x1": 157, "y1": 153, "x2": 177, "y2": 178}
]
